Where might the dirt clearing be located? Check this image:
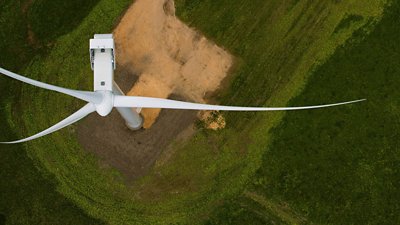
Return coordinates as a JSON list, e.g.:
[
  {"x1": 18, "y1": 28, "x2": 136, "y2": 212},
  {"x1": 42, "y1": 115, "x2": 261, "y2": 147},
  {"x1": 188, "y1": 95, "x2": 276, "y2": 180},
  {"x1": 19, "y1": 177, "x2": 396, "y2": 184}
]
[
  {"x1": 114, "y1": 0, "x2": 232, "y2": 128},
  {"x1": 78, "y1": 0, "x2": 232, "y2": 180}
]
